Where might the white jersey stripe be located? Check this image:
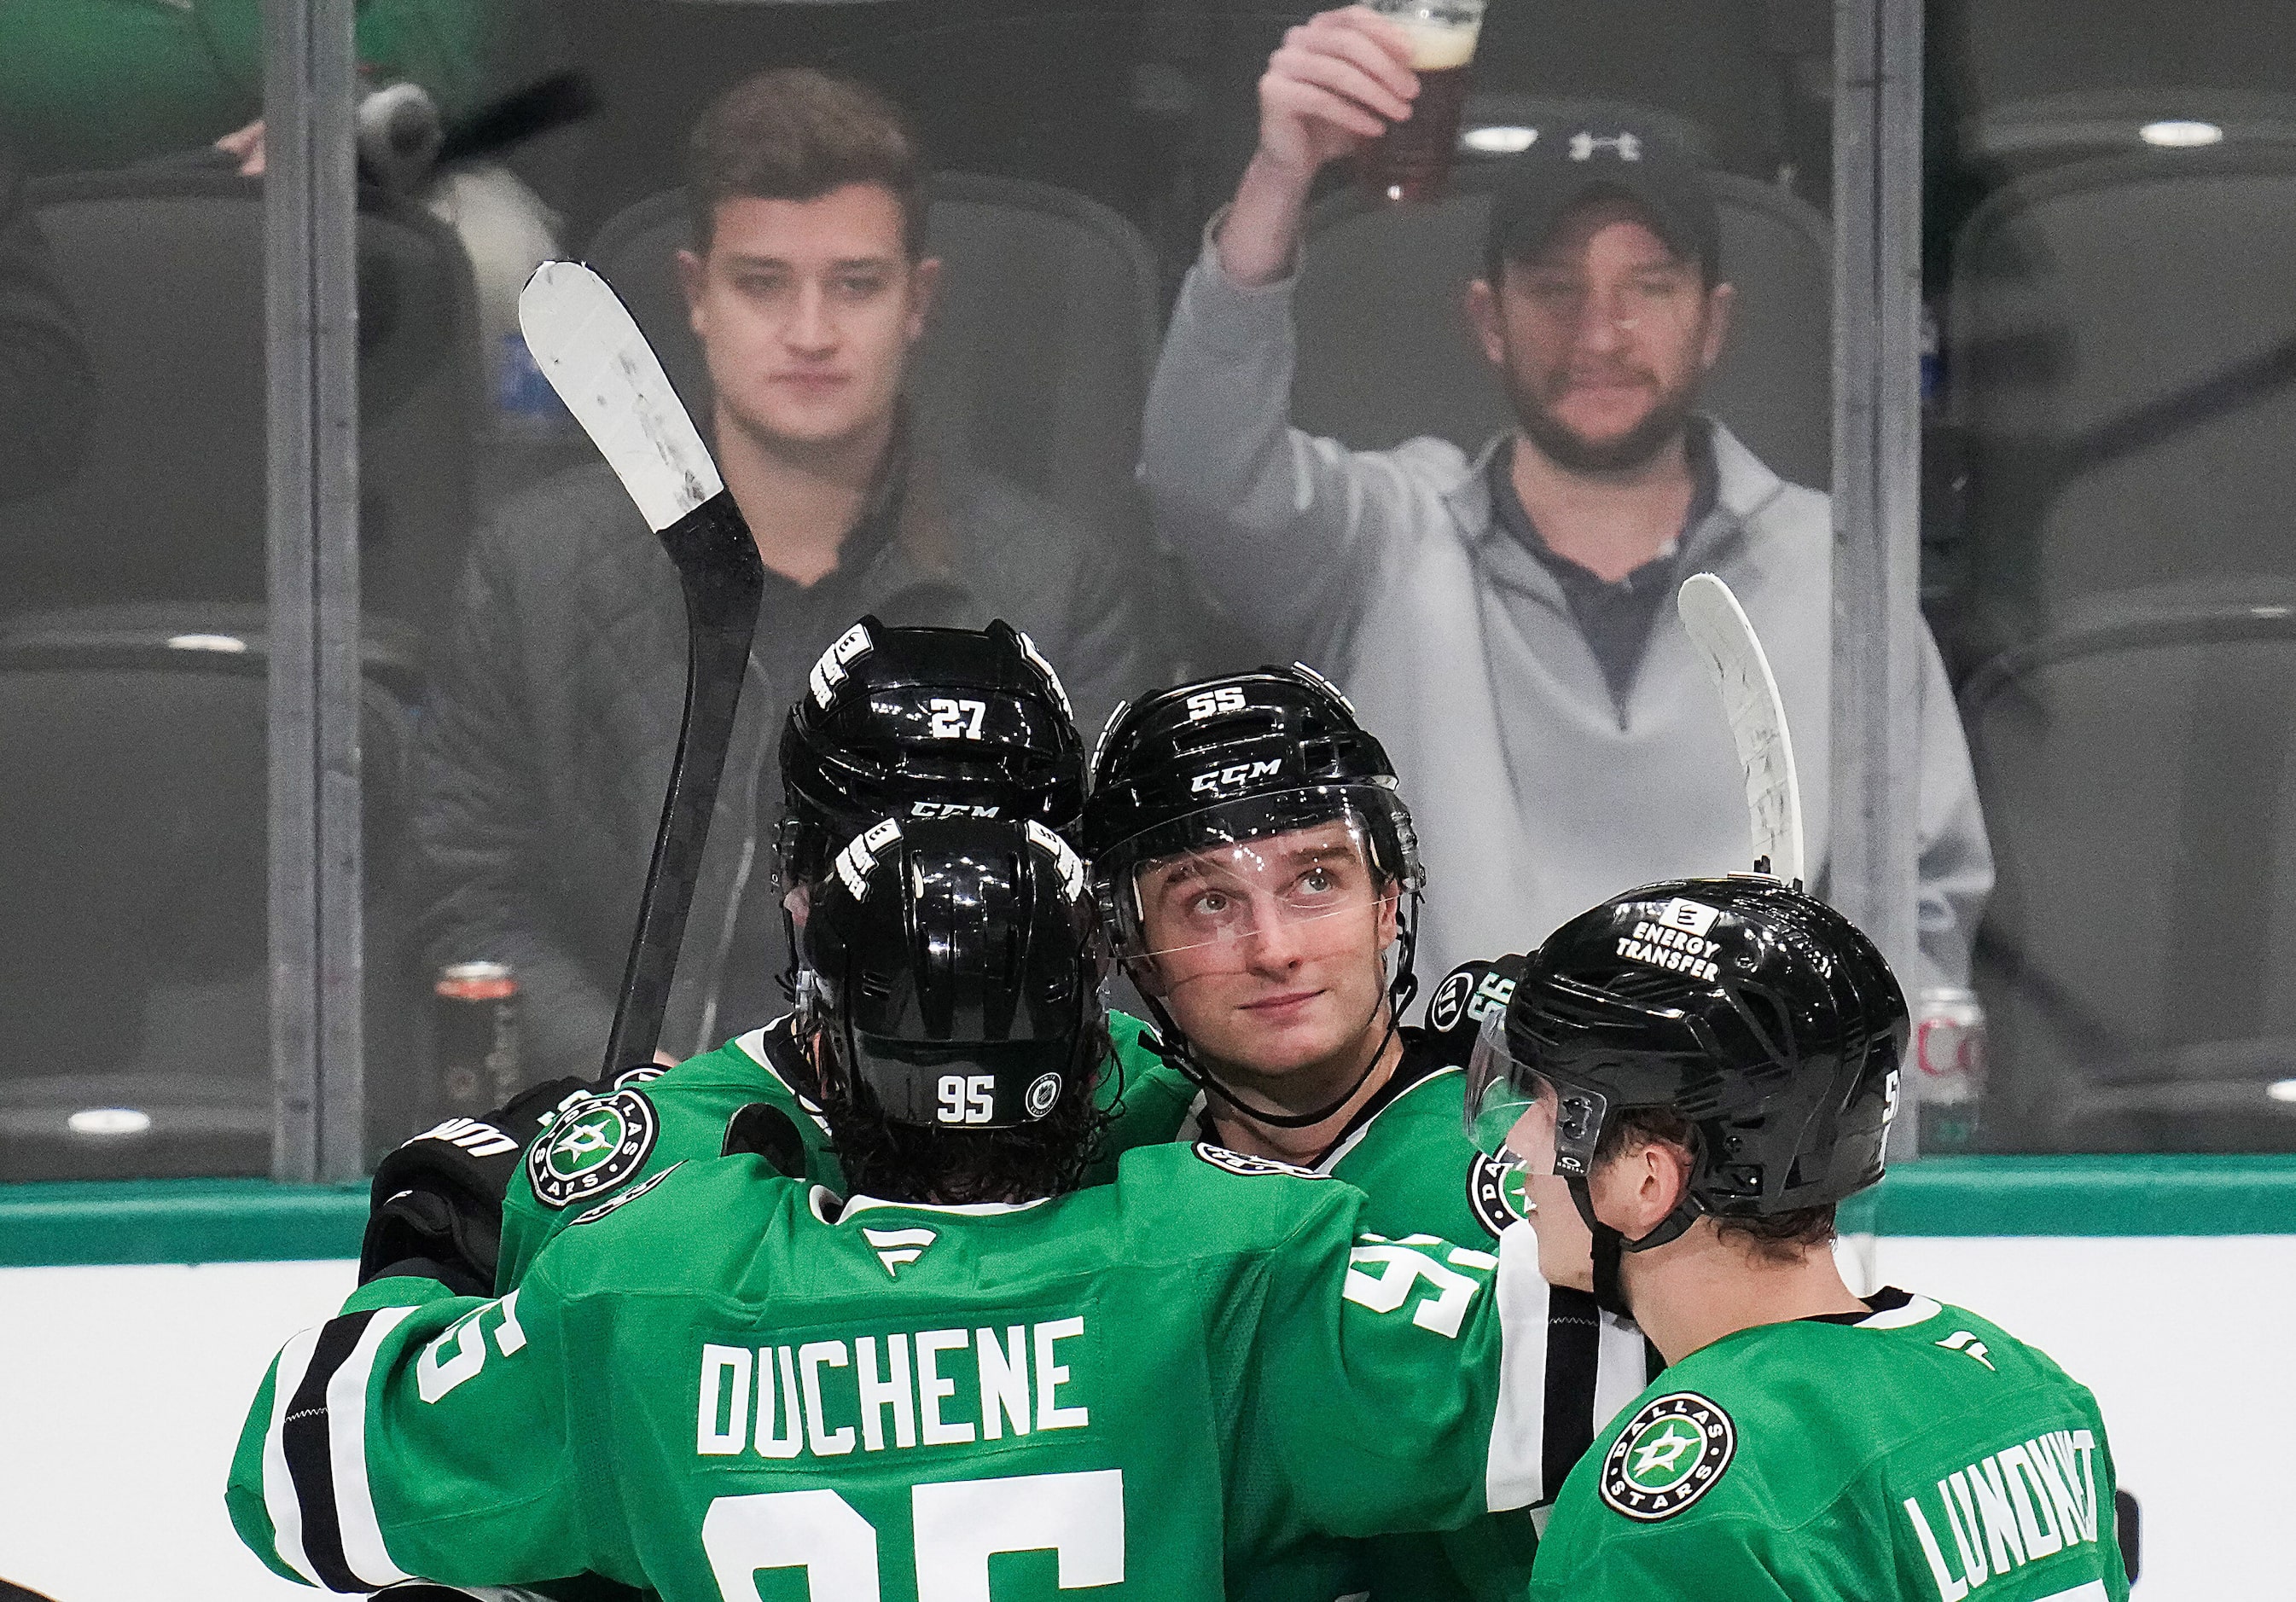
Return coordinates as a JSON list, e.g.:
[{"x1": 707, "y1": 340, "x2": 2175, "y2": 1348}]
[
  {"x1": 1484, "y1": 1222, "x2": 1553, "y2": 1510},
  {"x1": 327, "y1": 1303, "x2": 419, "y2": 1588},
  {"x1": 261, "y1": 1326, "x2": 324, "y2": 1587},
  {"x1": 2033, "y1": 1584, "x2": 2108, "y2": 1602},
  {"x1": 1590, "y1": 1308, "x2": 1649, "y2": 1436}
]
